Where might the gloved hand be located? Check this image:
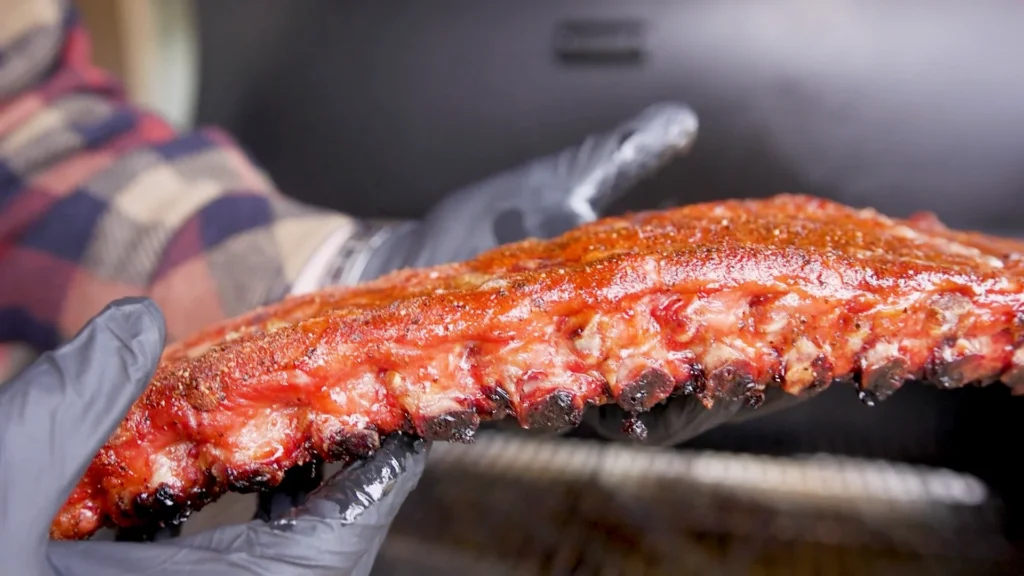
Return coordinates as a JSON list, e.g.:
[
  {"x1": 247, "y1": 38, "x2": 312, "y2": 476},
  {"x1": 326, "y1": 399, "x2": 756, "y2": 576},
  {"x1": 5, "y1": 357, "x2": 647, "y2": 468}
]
[{"x1": 0, "y1": 298, "x2": 428, "y2": 576}]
